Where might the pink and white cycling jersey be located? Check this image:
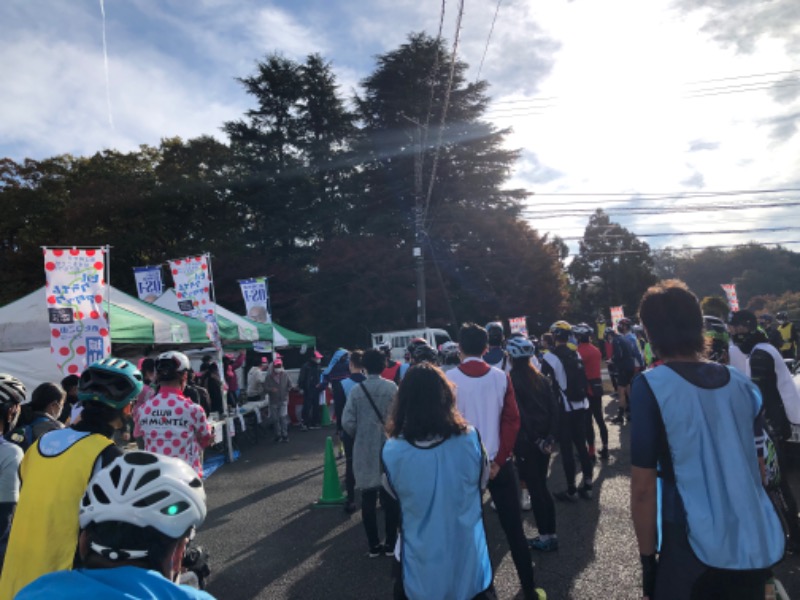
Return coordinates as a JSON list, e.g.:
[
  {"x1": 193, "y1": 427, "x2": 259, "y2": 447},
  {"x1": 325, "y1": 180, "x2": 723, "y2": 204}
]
[{"x1": 134, "y1": 386, "x2": 213, "y2": 477}]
